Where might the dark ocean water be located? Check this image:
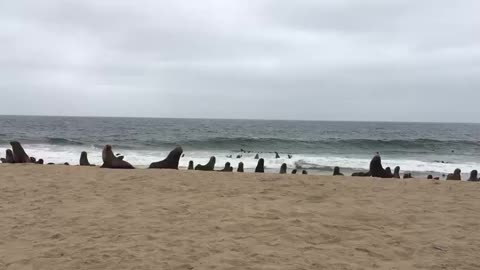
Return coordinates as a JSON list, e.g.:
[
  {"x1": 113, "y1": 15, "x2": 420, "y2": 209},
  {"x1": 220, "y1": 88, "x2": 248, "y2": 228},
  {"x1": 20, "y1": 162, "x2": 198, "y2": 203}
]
[{"x1": 1, "y1": 115, "x2": 480, "y2": 174}]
